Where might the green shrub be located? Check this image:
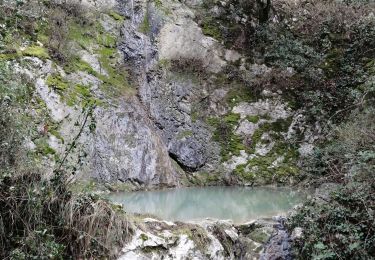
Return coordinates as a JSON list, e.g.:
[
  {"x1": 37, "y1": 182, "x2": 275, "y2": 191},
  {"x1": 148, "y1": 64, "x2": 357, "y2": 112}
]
[
  {"x1": 288, "y1": 182, "x2": 375, "y2": 259},
  {"x1": 288, "y1": 106, "x2": 375, "y2": 259}
]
